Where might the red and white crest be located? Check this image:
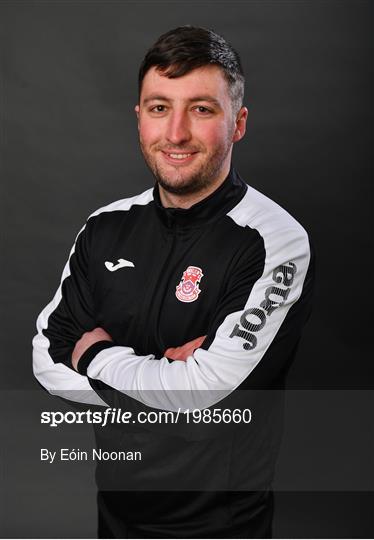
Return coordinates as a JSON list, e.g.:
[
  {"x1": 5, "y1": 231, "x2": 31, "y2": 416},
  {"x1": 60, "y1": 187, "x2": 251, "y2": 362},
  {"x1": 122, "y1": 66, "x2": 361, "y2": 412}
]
[{"x1": 176, "y1": 266, "x2": 204, "y2": 303}]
